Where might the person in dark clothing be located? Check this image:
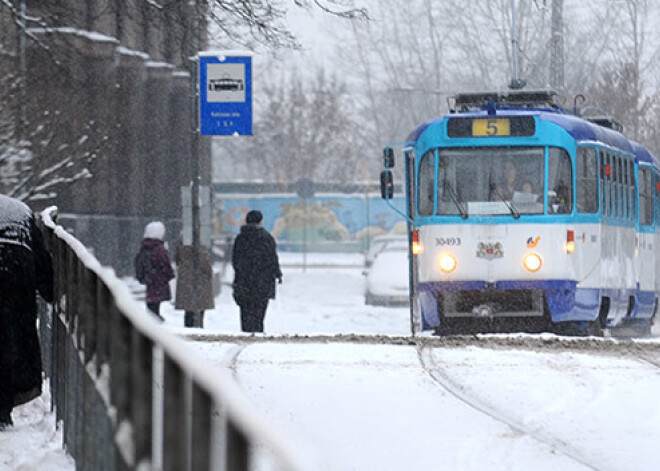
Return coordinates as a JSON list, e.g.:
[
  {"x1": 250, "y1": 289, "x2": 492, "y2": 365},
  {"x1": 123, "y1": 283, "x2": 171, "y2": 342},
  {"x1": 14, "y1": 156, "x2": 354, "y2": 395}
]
[
  {"x1": 232, "y1": 210, "x2": 282, "y2": 333},
  {"x1": 174, "y1": 236, "x2": 215, "y2": 328},
  {"x1": 0, "y1": 194, "x2": 53, "y2": 430},
  {"x1": 135, "y1": 221, "x2": 175, "y2": 321}
]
